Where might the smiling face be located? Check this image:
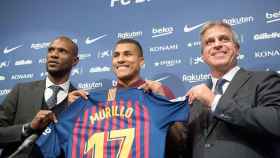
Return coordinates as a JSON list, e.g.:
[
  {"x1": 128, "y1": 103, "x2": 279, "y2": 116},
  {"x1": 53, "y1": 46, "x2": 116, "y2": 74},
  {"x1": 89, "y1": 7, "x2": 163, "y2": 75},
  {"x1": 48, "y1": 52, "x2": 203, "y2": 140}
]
[
  {"x1": 201, "y1": 25, "x2": 239, "y2": 77},
  {"x1": 46, "y1": 38, "x2": 78, "y2": 78},
  {"x1": 112, "y1": 43, "x2": 144, "y2": 86}
]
